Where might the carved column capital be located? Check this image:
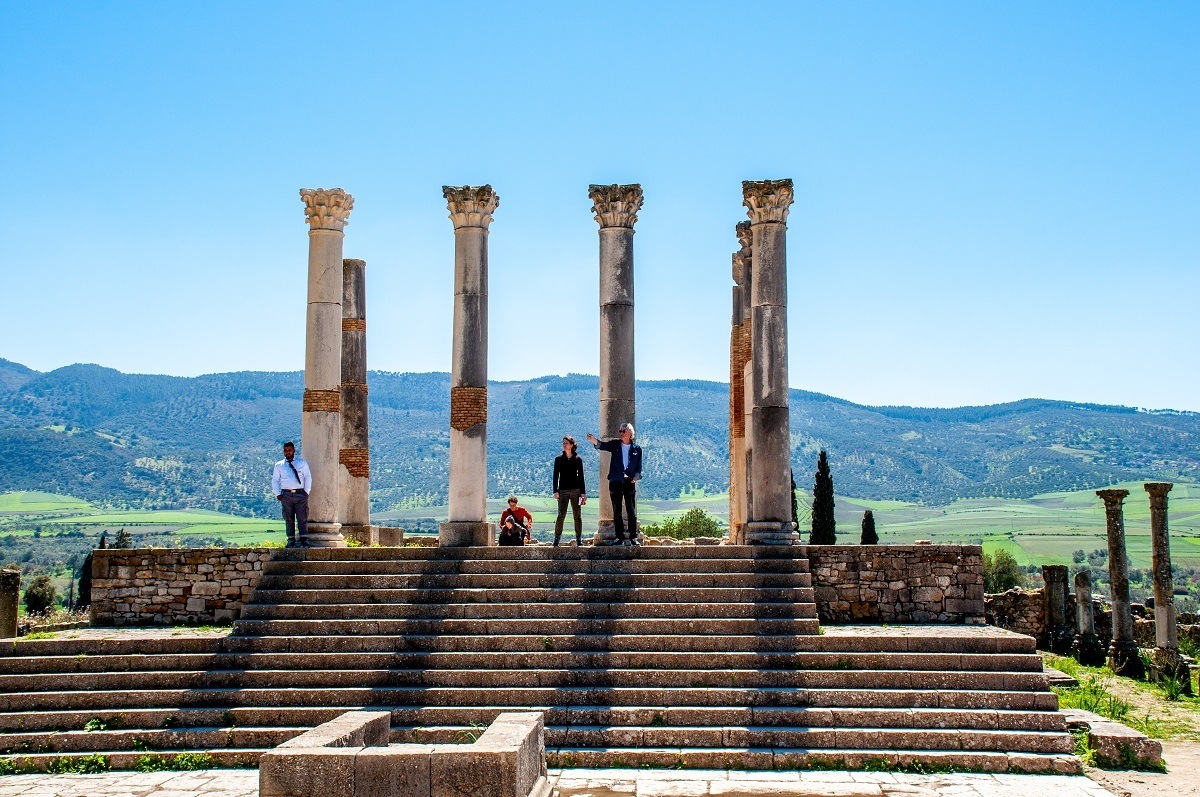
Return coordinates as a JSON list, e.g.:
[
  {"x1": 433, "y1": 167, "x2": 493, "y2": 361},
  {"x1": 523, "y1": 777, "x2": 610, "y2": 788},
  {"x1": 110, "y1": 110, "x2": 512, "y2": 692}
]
[
  {"x1": 742, "y1": 179, "x2": 793, "y2": 225},
  {"x1": 443, "y1": 185, "x2": 499, "y2": 230},
  {"x1": 736, "y1": 220, "x2": 753, "y2": 251},
  {"x1": 300, "y1": 188, "x2": 354, "y2": 232},
  {"x1": 589, "y1": 184, "x2": 644, "y2": 229},
  {"x1": 1096, "y1": 488, "x2": 1130, "y2": 508},
  {"x1": 1144, "y1": 482, "x2": 1173, "y2": 504}
]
